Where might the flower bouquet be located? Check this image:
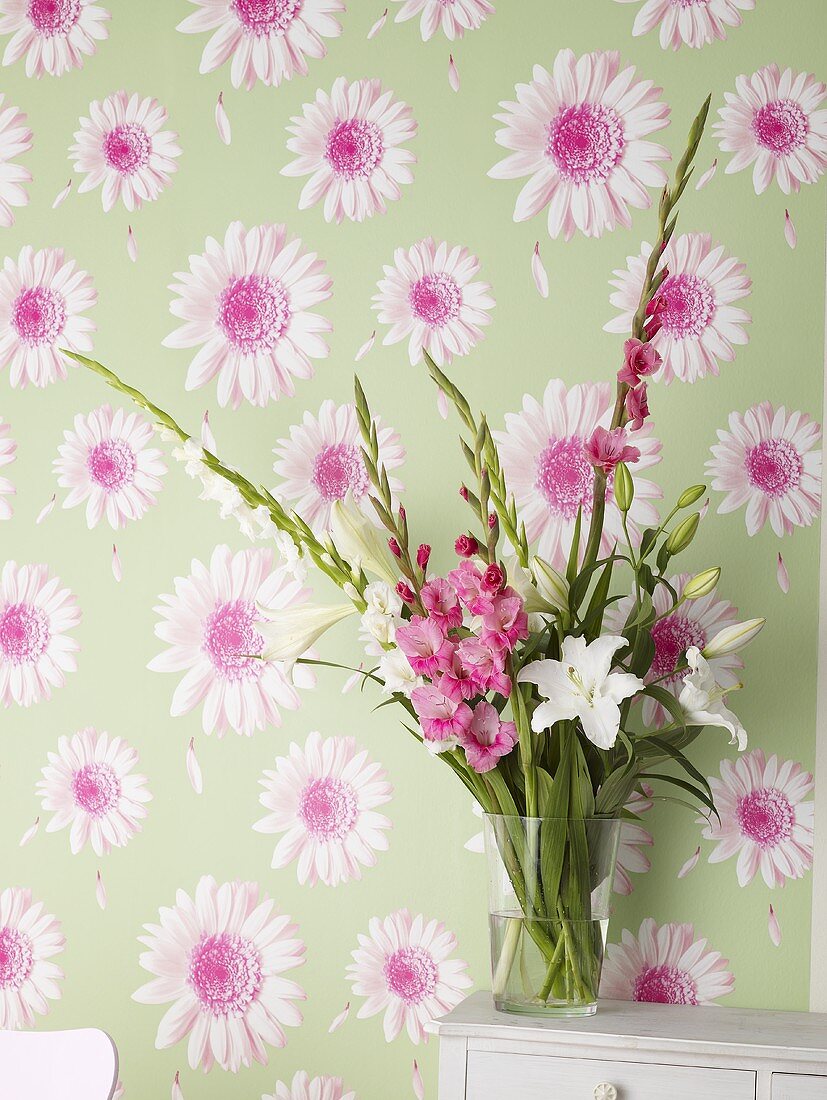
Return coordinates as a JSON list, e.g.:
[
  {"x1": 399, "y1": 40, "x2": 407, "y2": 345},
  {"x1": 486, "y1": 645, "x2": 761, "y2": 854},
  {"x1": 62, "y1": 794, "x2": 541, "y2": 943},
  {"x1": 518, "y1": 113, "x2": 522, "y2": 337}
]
[{"x1": 65, "y1": 95, "x2": 765, "y2": 1018}]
